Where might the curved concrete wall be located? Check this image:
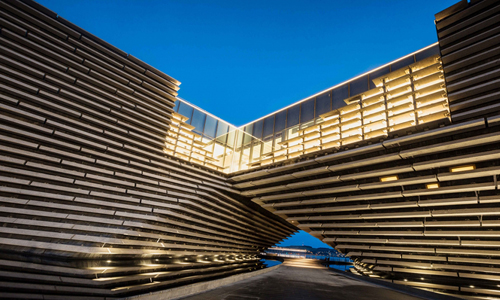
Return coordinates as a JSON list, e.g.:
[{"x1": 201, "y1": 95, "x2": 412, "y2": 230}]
[{"x1": 0, "y1": 0, "x2": 295, "y2": 298}]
